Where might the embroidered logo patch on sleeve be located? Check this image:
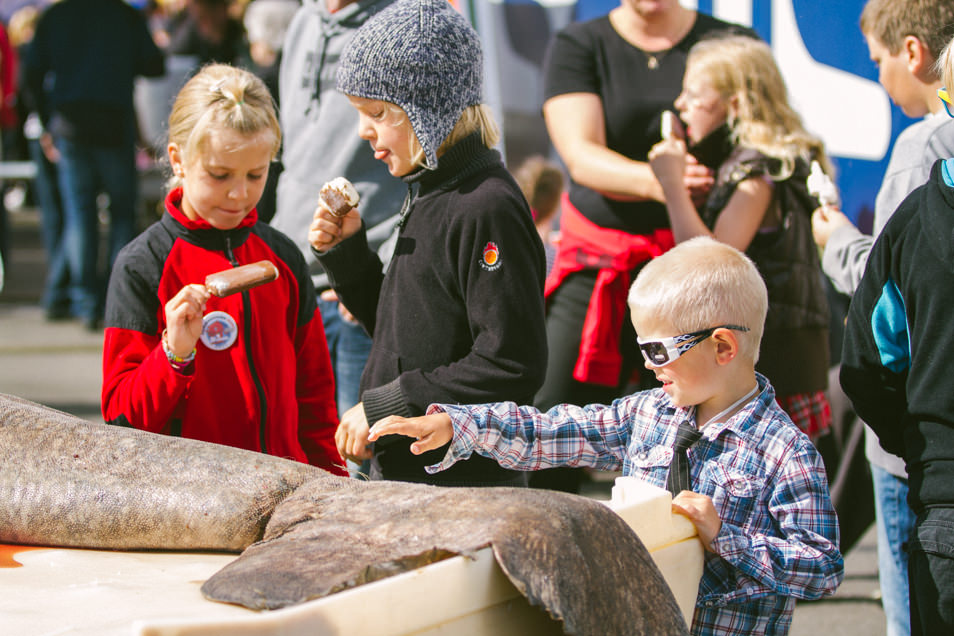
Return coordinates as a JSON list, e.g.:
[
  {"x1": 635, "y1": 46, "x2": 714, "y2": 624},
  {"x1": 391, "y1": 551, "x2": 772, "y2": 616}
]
[{"x1": 480, "y1": 241, "x2": 501, "y2": 271}]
